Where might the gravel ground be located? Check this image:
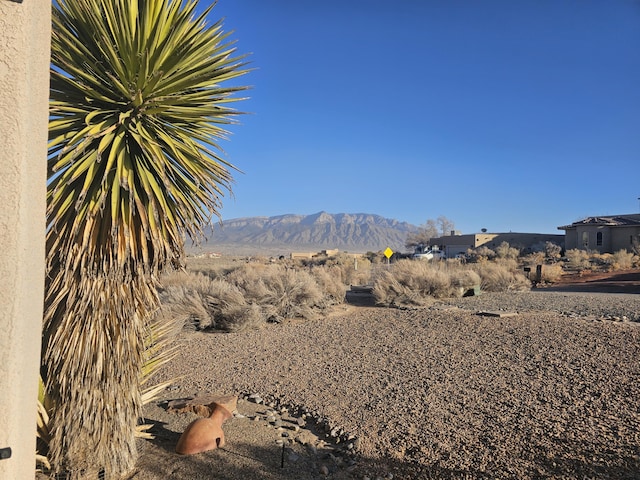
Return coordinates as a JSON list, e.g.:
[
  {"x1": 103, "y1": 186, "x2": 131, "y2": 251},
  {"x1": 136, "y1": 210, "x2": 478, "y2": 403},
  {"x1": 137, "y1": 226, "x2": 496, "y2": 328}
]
[{"x1": 137, "y1": 291, "x2": 640, "y2": 479}]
